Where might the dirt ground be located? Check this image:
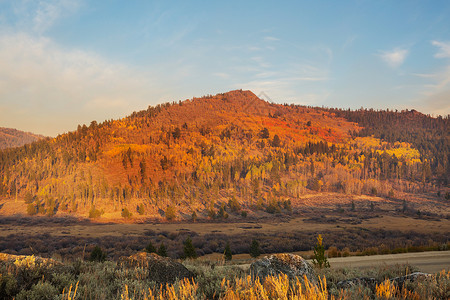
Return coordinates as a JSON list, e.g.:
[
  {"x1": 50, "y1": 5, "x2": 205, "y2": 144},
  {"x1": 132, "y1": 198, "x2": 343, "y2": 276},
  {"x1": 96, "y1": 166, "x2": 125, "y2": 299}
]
[{"x1": 326, "y1": 250, "x2": 450, "y2": 273}]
